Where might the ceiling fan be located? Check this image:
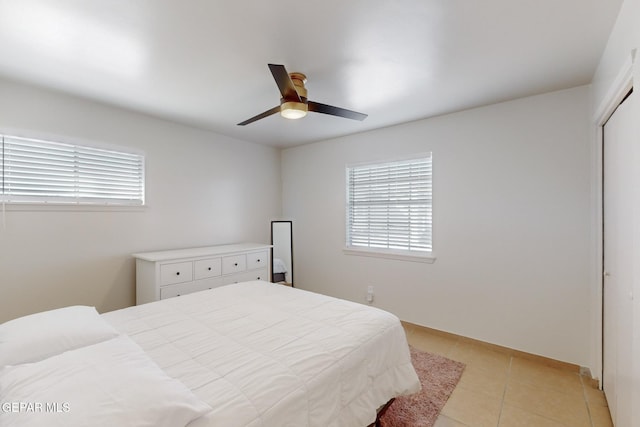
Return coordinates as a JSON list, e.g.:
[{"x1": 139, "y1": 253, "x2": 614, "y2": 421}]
[{"x1": 237, "y1": 64, "x2": 367, "y2": 126}]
